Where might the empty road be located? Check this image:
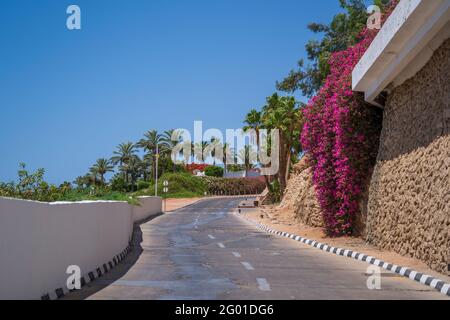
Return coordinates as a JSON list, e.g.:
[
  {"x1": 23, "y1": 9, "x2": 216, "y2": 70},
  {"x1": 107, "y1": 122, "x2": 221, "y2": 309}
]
[{"x1": 64, "y1": 197, "x2": 447, "y2": 300}]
